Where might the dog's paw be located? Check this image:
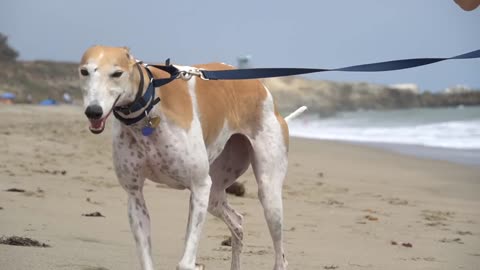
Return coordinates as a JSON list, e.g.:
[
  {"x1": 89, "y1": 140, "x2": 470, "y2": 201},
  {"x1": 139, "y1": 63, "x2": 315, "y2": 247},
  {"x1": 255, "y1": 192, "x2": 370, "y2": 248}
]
[{"x1": 195, "y1": 263, "x2": 205, "y2": 270}]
